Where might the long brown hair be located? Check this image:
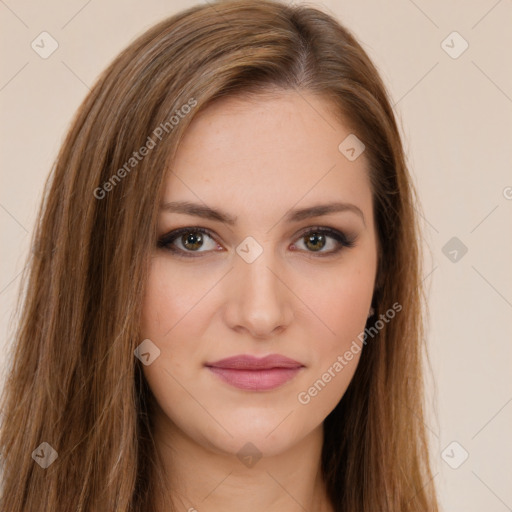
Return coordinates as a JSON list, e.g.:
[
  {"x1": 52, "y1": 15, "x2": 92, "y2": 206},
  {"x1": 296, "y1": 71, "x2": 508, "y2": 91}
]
[{"x1": 0, "y1": 0, "x2": 438, "y2": 510}]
